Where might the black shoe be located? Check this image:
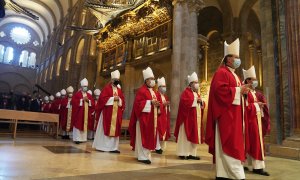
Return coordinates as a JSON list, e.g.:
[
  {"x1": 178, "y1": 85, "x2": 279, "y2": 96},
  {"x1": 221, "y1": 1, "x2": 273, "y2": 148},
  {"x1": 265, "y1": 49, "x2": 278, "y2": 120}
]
[
  {"x1": 244, "y1": 166, "x2": 250, "y2": 171},
  {"x1": 155, "y1": 149, "x2": 163, "y2": 154},
  {"x1": 75, "y1": 141, "x2": 80, "y2": 144},
  {"x1": 138, "y1": 160, "x2": 151, "y2": 164},
  {"x1": 109, "y1": 150, "x2": 120, "y2": 154},
  {"x1": 65, "y1": 135, "x2": 70, "y2": 140},
  {"x1": 253, "y1": 169, "x2": 270, "y2": 176},
  {"x1": 61, "y1": 135, "x2": 66, "y2": 139},
  {"x1": 215, "y1": 177, "x2": 231, "y2": 180},
  {"x1": 187, "y1": 155, "x2": 200, "y2": 160},
  {"x1": 179, "y1": 156, "x2": 187, "y2": 160}
]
